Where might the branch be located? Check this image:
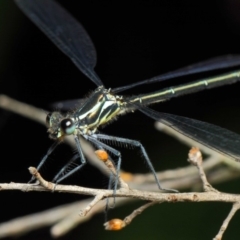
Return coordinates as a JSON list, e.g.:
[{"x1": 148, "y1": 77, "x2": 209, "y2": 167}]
[
  {"x1": 0, "y1": 155, "x2": 238, "y2": 239},
  {"x1": 0, "y1": 168, "x2": 238, "y2": 206}
]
